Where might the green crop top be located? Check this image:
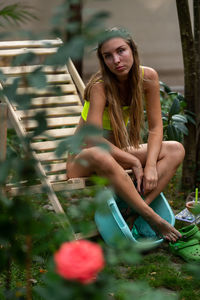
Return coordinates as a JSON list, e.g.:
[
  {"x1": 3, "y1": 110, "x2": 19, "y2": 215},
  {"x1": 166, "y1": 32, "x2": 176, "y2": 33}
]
[
  {"x1": 81, "y1": 67, "x2": 144, "y2": 130},
  {"x1": 81, "y1": 102, "x2": 129, "y2": 130}
]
